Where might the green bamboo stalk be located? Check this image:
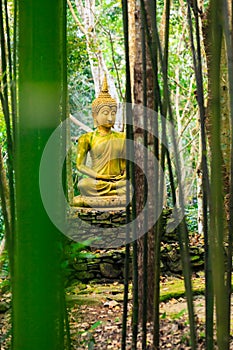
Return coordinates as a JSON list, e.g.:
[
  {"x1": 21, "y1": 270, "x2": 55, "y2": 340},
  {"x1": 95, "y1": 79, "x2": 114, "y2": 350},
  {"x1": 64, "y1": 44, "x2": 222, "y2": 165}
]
[
  {"x1": 13, "y1": 0, "x2": 18, "y2": 117},
  {"x1": 121, "y1": 0, "x2": 132, "y2": 347},
  {"x1": 13, "y1": 1, "x2": 66, "y2": 349},
  {"x1": 222, "y1": 0, "x2": 233, "y2": 341},
  {"x1": 209, "y1": 1, "x2": 229, "y2": 348},
  {"x1": 130, "y1": 111, "x2": 138, "y2": 349},
  {"x1": 132, "y1": 241, "x2": 138, "y2": 350},
  {"x1": 152, "y1": 6, "x2": 197, "y2": 349},
  {"x1": 64, "y1": 297, "x2": 72, "y2": 350},
  {"x1": 4, "y1": 0, "x2": 17, "y2": 137},
  {"x1": 140, "y1": 1, "x2": 196, "y2": 348},
  {"x1": 0, "y1": 0, "x2": 15, "y2": 254},
  {"x1": 0, "y1": 146, "x2": 11, "y2": 247},
  {"x1": 119, "y1": 18, "x2": 139, "y2": 350},
  {"x1": 148, "y1": 0, "x2": 170, "y2": 347},
  {"x1": 0, "y1": 0, "x2": 9, "y2": 119},
  {"x1": 62, "y1": 7, "x2": 72, "y2": 349},
  {"x1": 120, "y1": 0, "x2": 138, "y2": 343},
  {"x1": 121, "y1": 243, "x2": 130, "y2": 350},
  {"x1": 140, "y1": 8, "x2": 148, "y2": 348},
  {"x1": 166, "y1": 116, "x2": 197, "y2": 348},
  {"x1": 186, "y1": 1, "x2": 213, "y2": 347}
]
